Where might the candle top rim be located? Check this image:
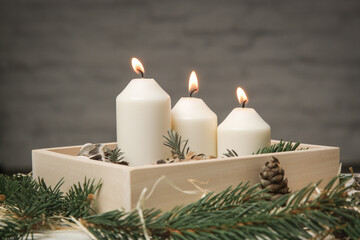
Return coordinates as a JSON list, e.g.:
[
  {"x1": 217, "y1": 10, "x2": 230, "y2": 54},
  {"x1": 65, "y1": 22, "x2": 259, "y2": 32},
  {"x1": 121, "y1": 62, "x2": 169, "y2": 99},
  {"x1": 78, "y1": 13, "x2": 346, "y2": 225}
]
[
  {"x1": 130, "y1": 77, "x2": 155, "y2": 81},
  {"x1": 171, "y1": 97, "x2": 217, "y2": 118},
  {"x1": 218, "y1": 107, "x2": 270, "y2": 130},
  {"x1": 117, "y1": 78, "x2": 170, "y2": 100},
  {"x1": 234, "y1": 107, "x2": 255, "y2": 110}
]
